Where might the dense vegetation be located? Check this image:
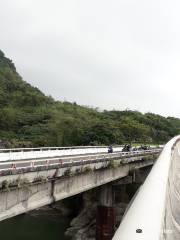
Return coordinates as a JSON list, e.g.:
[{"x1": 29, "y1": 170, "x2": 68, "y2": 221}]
[{"x1": 0, "y1": 49, "x2": 180, "y2": 147}]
